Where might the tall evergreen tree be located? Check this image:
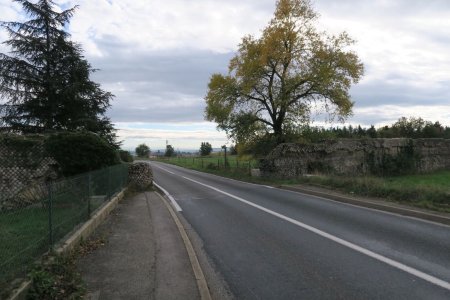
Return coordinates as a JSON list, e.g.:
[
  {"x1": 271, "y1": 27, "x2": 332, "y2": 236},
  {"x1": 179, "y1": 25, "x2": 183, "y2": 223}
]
[{"x1": 0, "y1": 0, "x2": 117, "y2": 145}]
